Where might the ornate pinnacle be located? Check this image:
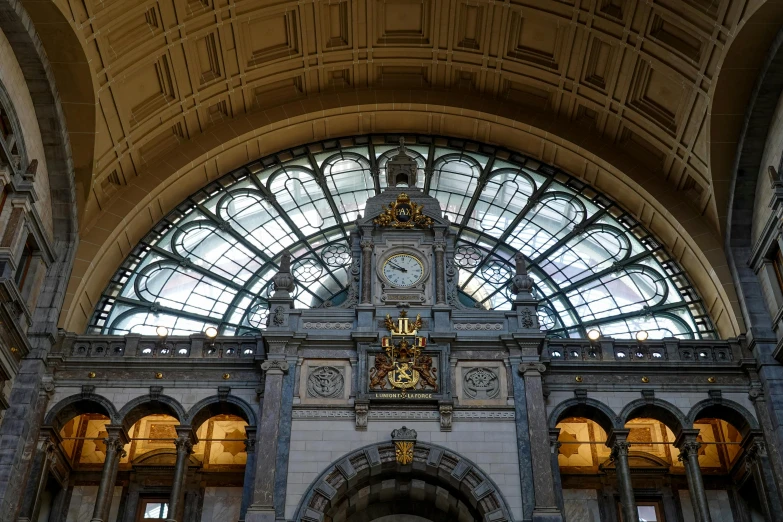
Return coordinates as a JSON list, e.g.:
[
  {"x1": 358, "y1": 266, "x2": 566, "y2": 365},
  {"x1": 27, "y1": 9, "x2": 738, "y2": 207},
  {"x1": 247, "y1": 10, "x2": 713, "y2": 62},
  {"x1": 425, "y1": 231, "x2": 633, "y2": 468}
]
[
  {"x1": 510, "y1": 252, "x2": 534, "y2": 299},
  {"x1": 272, "y1": 250, "x2": 295, "y2": 298}
]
